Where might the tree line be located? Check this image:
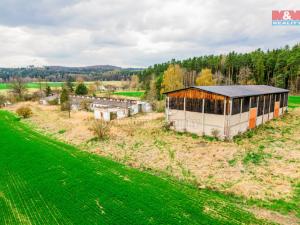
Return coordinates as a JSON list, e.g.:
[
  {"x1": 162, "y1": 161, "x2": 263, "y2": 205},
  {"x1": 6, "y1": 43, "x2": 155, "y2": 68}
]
[
  {"x1": 139, "y1": 44, "x2": 300, "y2": 100},
  {"x1": 0, "y1": 67, "x2": 140, "y2": 82}
]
